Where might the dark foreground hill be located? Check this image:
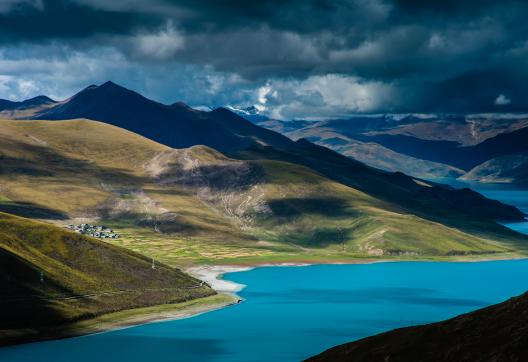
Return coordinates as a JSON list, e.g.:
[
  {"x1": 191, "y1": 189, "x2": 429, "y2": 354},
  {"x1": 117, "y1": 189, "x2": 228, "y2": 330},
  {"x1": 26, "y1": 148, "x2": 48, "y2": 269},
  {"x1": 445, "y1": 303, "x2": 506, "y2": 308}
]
[
  {"x1": 0, "y1": 211, "x2": 215, "y2": 346},
  {"x1": 306, "y1": 290, "x2": 528, "y2": 362}
]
